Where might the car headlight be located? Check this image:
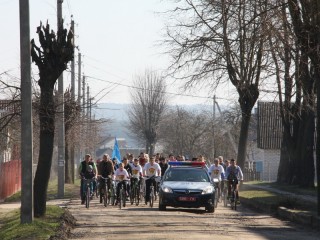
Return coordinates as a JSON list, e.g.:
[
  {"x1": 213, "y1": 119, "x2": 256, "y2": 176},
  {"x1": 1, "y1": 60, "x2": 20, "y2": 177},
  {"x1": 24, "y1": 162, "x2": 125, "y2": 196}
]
[
  {"x1": 202, "y1": 186, "x2": 214, "y2": 194},
  {"x1": 161, "y1": 186, "x2": 173, "y2": 193}
]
